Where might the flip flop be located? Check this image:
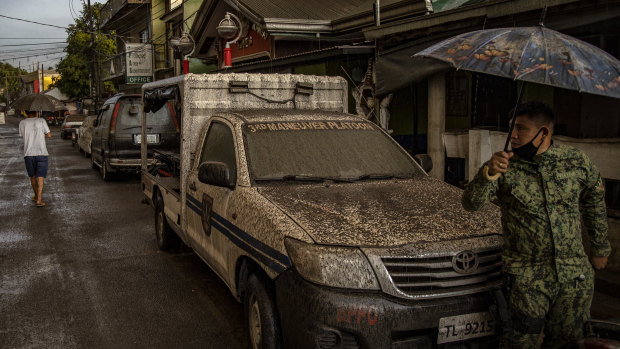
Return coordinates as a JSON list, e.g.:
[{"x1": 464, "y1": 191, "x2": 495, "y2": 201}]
[{"x1": 35, "y1": 202, "x2": 46, "y2": 207}]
